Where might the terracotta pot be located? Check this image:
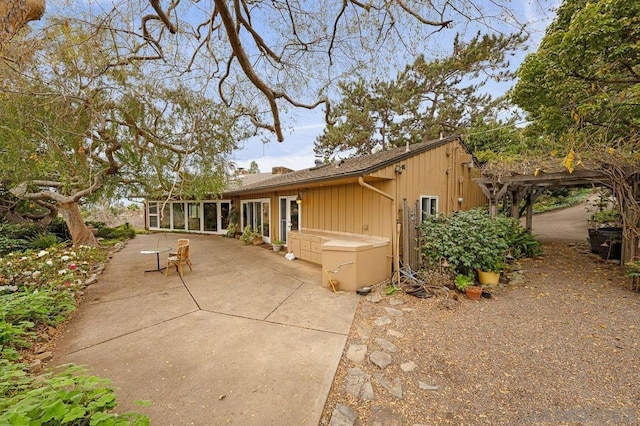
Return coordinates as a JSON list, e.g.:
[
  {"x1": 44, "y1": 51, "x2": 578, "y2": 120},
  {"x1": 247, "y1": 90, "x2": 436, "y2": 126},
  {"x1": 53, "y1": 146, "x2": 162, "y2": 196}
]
[
  {"x1": 329, "y1": 279, "x2": 340, "y2": 291},
  {"x1": 477, "y1": 269, "x2": 500, "y2": 286},
  {"x1": 465, "y1": 286, "x2": 482, "y2": 300}
]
